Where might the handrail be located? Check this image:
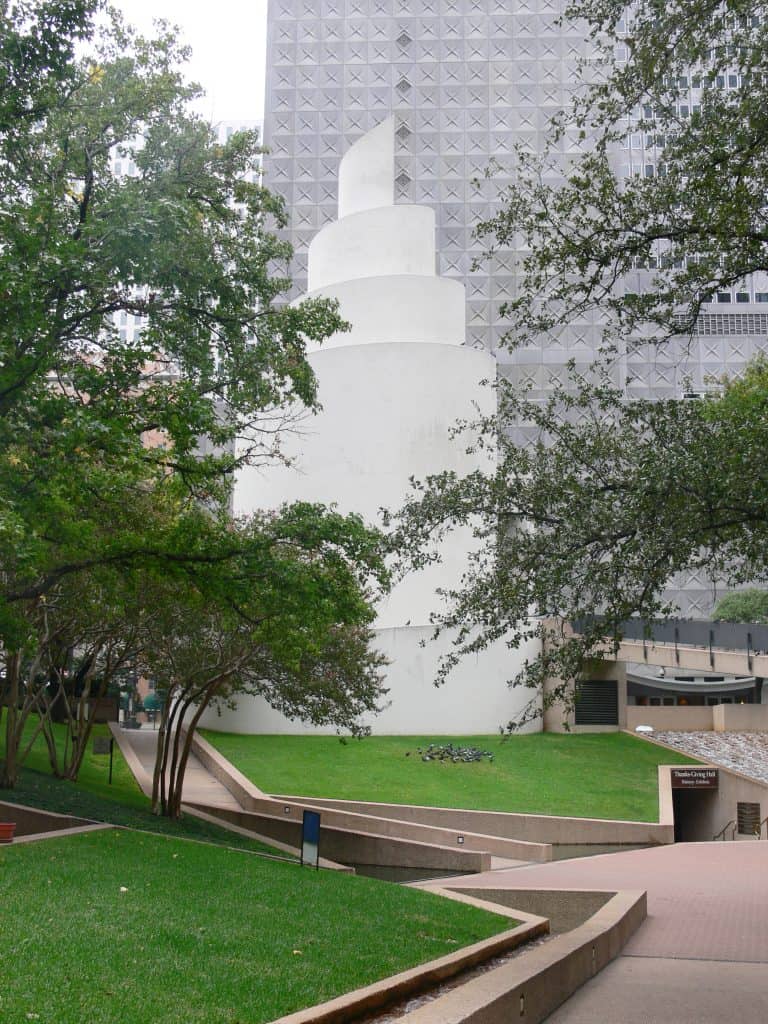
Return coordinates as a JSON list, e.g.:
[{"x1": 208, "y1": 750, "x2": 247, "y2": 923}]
[
  {"x1": 713, "y1": 819, "x2": 736, "y2": 841},
  {"x1": 755, "y1": 816, "x2": 768, "y2": 840}
]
